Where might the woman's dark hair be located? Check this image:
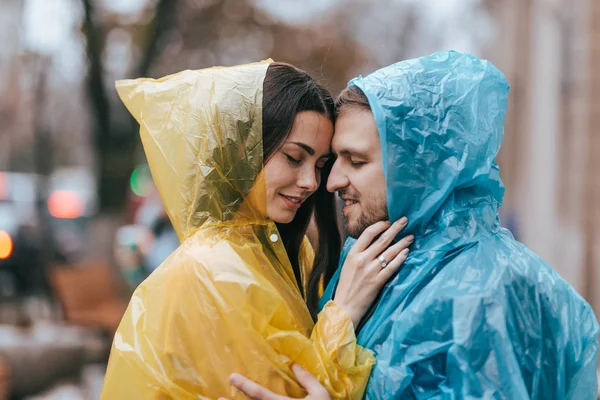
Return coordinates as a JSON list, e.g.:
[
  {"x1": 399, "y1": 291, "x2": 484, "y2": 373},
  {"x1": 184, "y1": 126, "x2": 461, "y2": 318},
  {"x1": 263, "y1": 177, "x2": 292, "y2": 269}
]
[{"x1": 262, "y1": 62, "x2": 341, "y2": 319}]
